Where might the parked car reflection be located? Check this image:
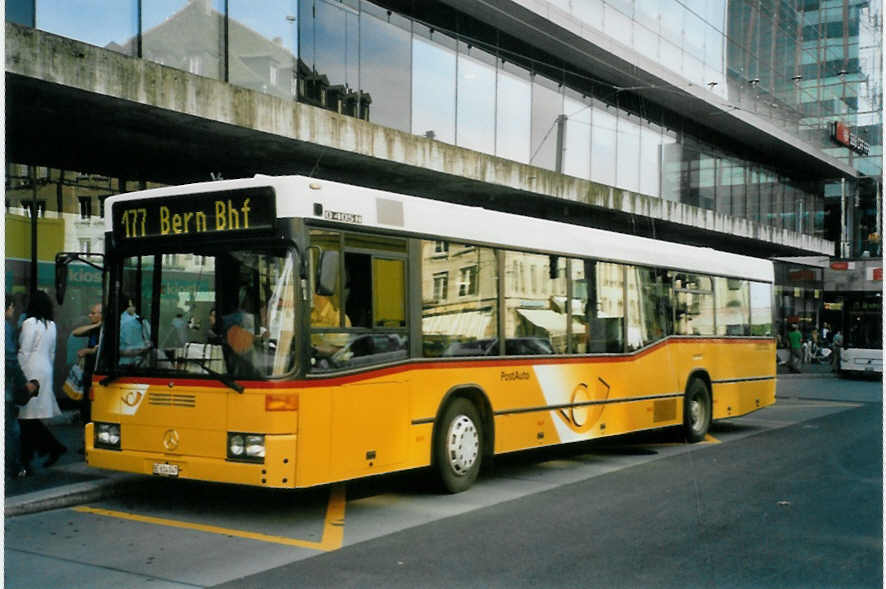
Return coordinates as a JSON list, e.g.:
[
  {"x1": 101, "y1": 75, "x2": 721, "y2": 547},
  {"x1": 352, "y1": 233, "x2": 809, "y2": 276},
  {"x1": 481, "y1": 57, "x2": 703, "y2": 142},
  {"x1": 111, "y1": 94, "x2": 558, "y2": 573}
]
[
  {"x1": 313, "y1": 333, "x2": 408, "y2": 371},
  {"x1": 442, "y1": 337, "x2": 555, "y2": 357}
]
